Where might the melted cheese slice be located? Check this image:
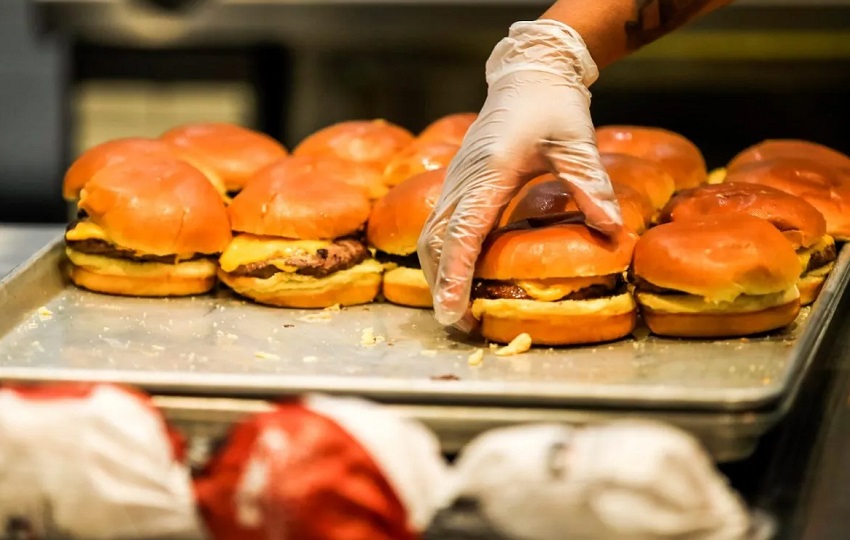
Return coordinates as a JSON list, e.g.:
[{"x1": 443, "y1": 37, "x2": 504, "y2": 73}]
[
  {"x1": 471, "y1": 293, "x2": 635, "y2": 320},
  {"x1": 222, "y1": 259, "x2": 384, "y2": 295},
  {"x1": 514, "y1": 275, "x2": 618, "y2": 302},
  {"x1": 65, "y1": 221, "x2": 109, "y2": 242},
  {"x1": 219, "y1": 234, "x2": 334, "y2": 273},
  {"x1": 797, "y1": 235, "x2": 835, "y2": 274},
  {"x1": 66, "y1": 248, "x2": 217, "y2": 278},
  {"x1": 636, "y1": 286, "x2": 799, "y2": 314}
]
